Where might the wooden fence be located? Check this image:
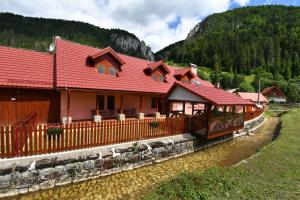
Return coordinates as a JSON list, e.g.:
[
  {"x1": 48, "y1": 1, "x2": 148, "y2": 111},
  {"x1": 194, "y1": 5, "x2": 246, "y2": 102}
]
[
  {"x1": 244, "y1": 109, "x2": 264, "y2": 121},
  {"x1": 0, "y1": 117, "x2": 187, "y2": 159}
]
